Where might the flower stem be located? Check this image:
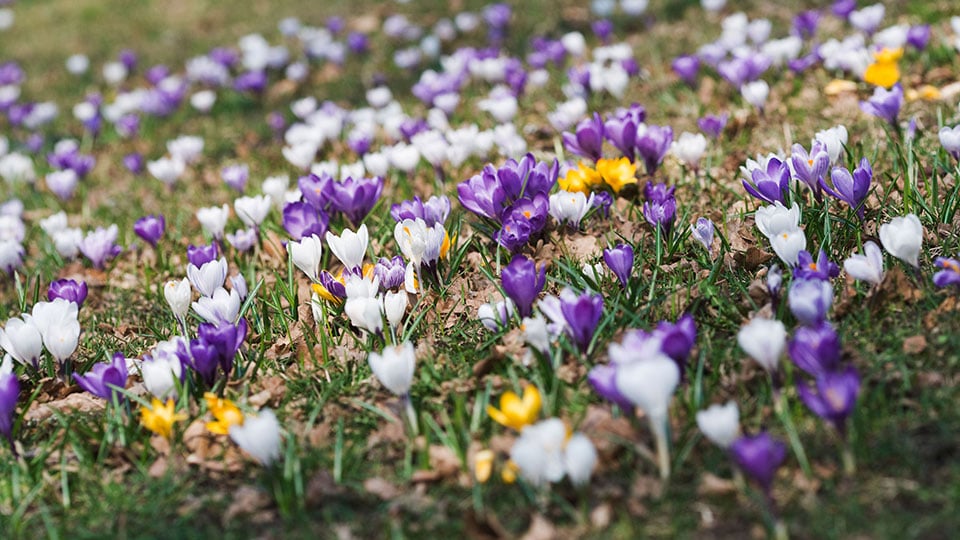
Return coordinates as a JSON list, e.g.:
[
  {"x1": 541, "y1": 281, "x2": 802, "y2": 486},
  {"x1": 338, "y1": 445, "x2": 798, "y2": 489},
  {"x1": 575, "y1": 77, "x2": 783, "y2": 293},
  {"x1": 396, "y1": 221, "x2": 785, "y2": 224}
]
[
  {"x1": 403, "y1": 394, "x2": 419, "y2": 438},
  {"x1": 651, "y1": 416, "x2": 670, "y2": 481},
  {"x1": 774, "y1": 519, "x2": 789, "y2": 540},
  {"x1": 774, "y1": 390, "x2": 812, "y2": 478},
  {"x1": 842, "y1": 441, "x2": 856, "y2": 476}
]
